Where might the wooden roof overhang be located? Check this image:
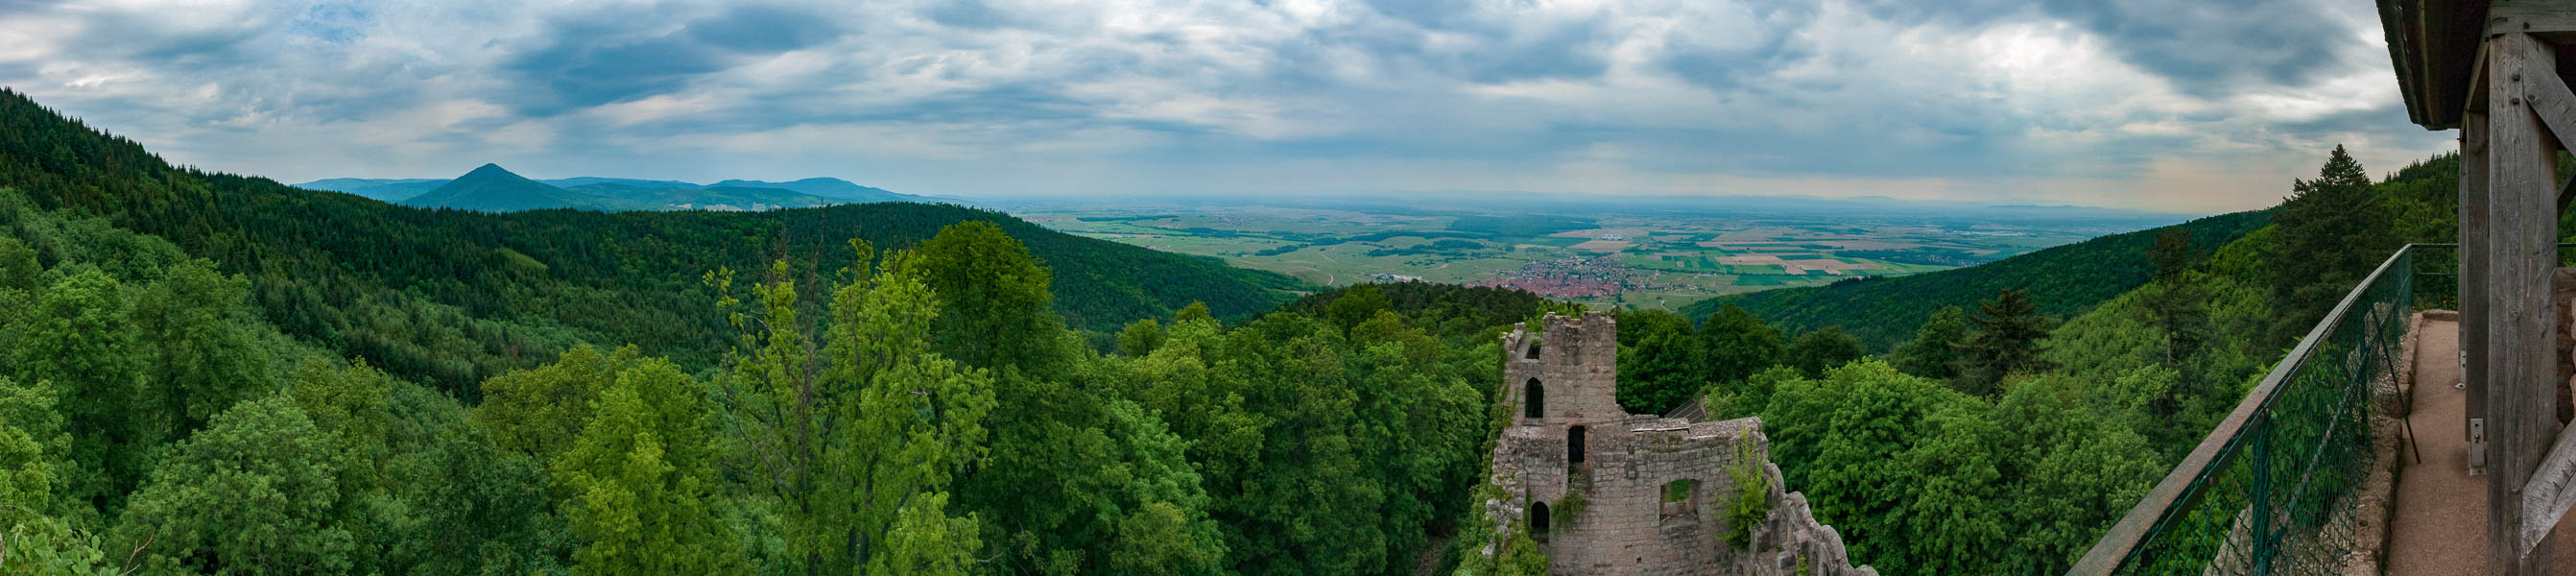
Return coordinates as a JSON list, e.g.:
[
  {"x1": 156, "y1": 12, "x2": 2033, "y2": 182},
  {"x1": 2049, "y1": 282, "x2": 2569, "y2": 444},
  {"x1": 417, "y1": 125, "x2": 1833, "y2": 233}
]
[{"x1": 2379, "y1": 0, "x2": 2489, "y2": 130}]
